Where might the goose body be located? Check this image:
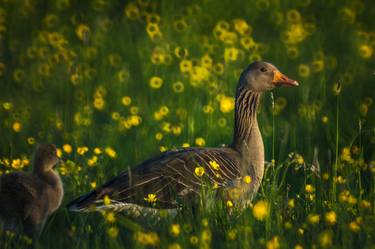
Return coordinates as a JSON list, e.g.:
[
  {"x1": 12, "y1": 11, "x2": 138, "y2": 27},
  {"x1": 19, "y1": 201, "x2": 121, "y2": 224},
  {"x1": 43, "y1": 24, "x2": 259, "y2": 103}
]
[
  {"x1": 67, "y1": 61, "x2": 298, "y2": 213},
  {"x1": 0, "y1": 144, "x2": 63, "y2": 239}
]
